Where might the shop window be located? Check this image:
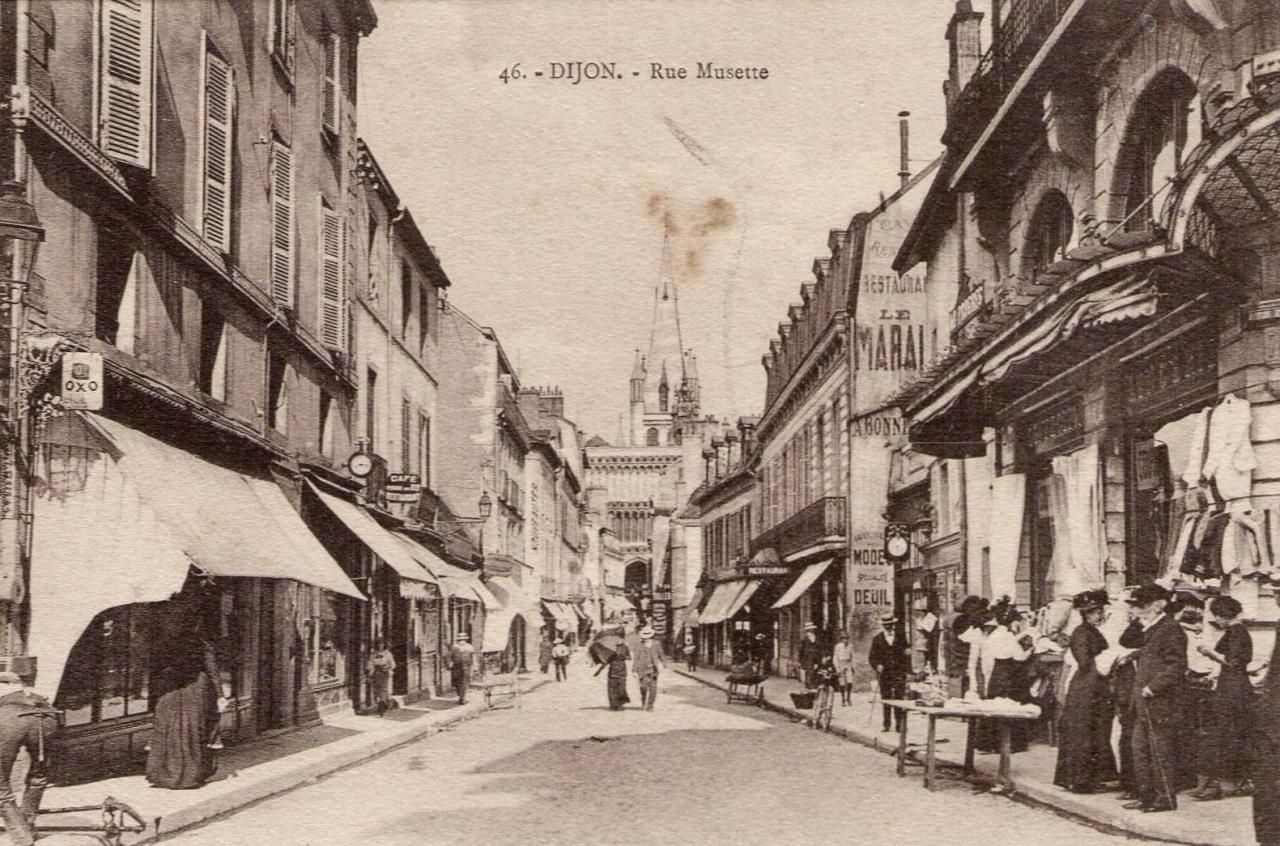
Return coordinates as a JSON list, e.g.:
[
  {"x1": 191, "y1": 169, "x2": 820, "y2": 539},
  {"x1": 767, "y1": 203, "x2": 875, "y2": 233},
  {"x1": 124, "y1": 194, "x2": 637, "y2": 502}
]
[
  {"x1": 198, "y1": 305, "x2": 228, "y2": 400},
  {"x1": 1020, "y1": 191, "x2": 1073, "y2": 280},
  {"x1": 305, "y1": 589, "x2": 350, "y2": 686},
  {"x1": 56, "y1": 604, "x2": 152, "y2": 727},
  {"x1": 1117, "y1": 70, "x2": 1199, "y2": 233},
  {"x1": 95, "y1": 222, "x2": 140, "y2": 353}
]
